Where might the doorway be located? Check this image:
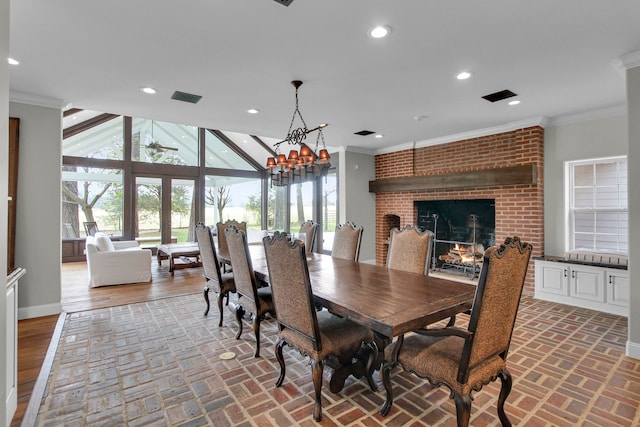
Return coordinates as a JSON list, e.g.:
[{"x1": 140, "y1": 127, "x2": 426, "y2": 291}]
[{"x1": 134, "y1": 176, "x2": 196, "y2": 246}]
